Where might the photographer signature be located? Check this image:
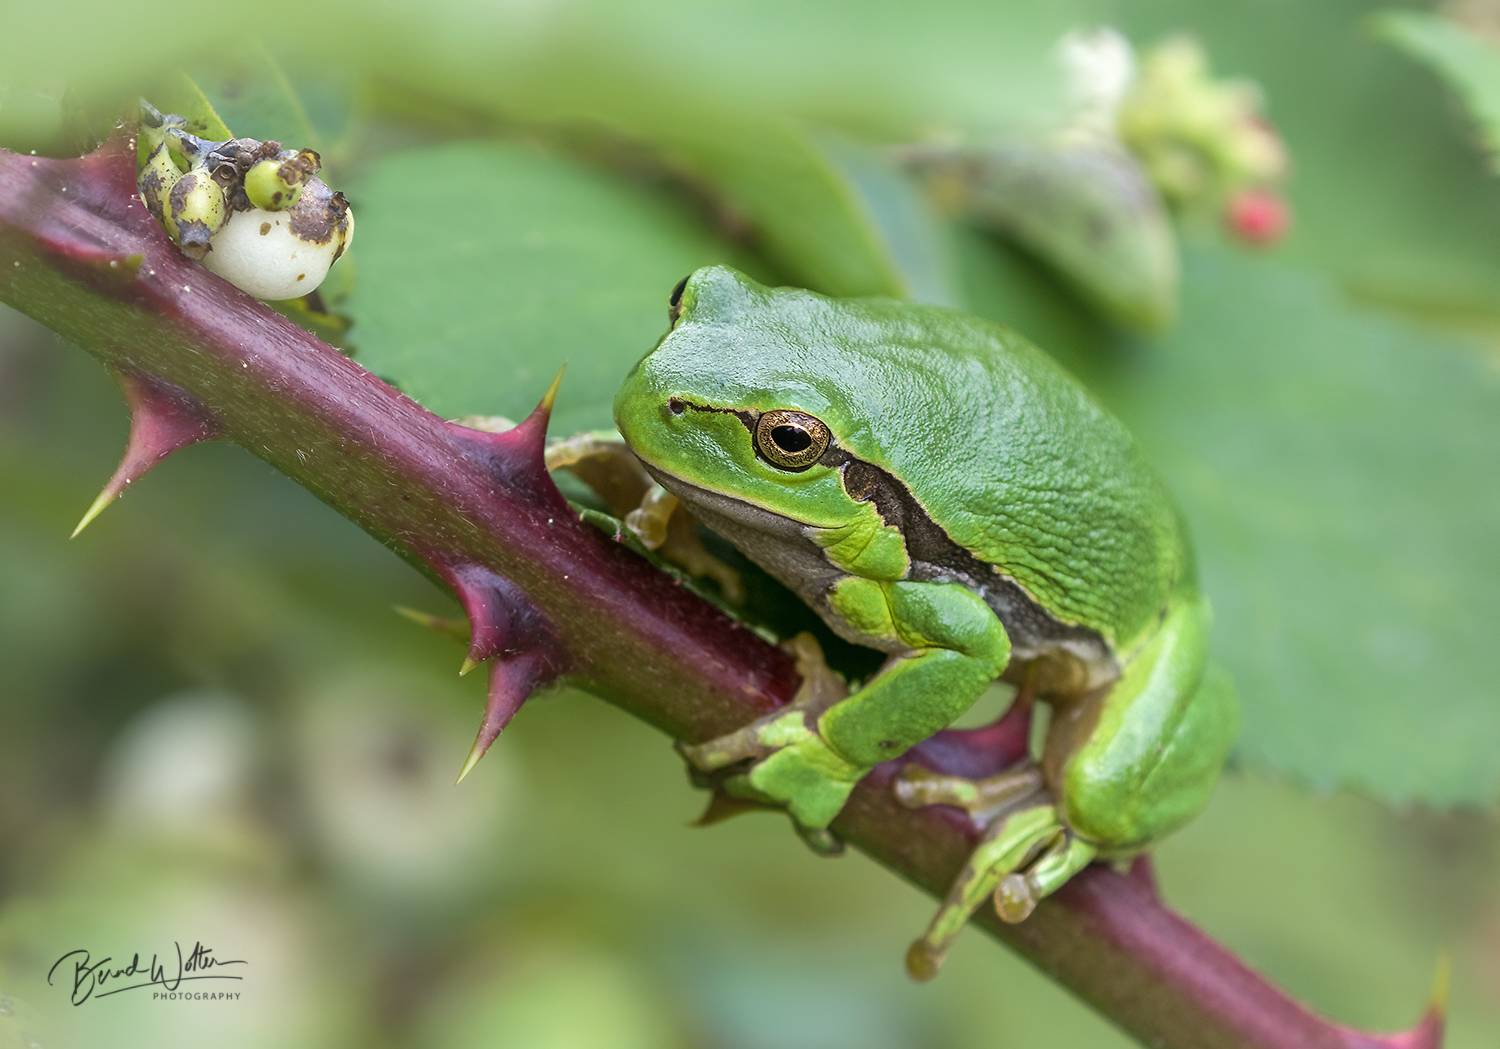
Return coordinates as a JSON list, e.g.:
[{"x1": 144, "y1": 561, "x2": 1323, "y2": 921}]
[{"x1": 47, "y1": 941, "x2": 246, "y2": 1005}]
